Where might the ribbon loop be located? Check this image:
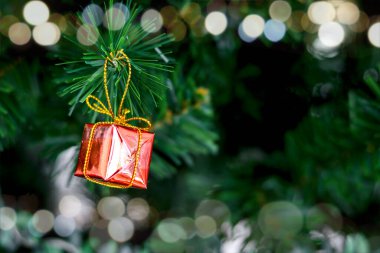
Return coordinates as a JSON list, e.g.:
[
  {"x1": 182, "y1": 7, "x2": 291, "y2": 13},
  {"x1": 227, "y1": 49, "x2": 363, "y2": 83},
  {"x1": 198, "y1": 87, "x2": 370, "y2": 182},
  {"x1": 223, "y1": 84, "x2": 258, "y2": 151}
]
[
  {"x1": 86, "y1": 95, "x2": 113, "y2": 117},
  {"x1": 125, "y1": 117, "x2": 152, "y2": 131},
  {"x1": 86, "y1": 49, "x2": 152, "y2": 130}
]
